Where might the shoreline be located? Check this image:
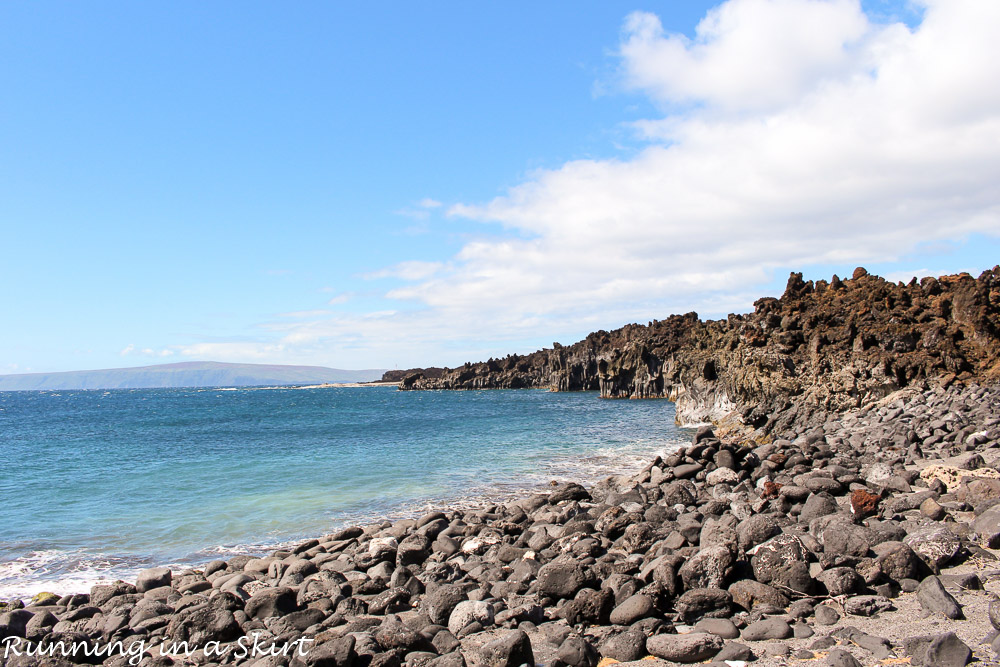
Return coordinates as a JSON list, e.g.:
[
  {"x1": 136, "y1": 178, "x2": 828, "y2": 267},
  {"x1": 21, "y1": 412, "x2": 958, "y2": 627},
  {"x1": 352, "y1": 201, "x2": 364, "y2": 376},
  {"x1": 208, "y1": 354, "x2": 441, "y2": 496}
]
[
  {"x1": 3, "y1": 380, "x2": 1000, "y2": 665},
  {"x1": 0, "y1": 404, "x2": 693, "y2": 603}
]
